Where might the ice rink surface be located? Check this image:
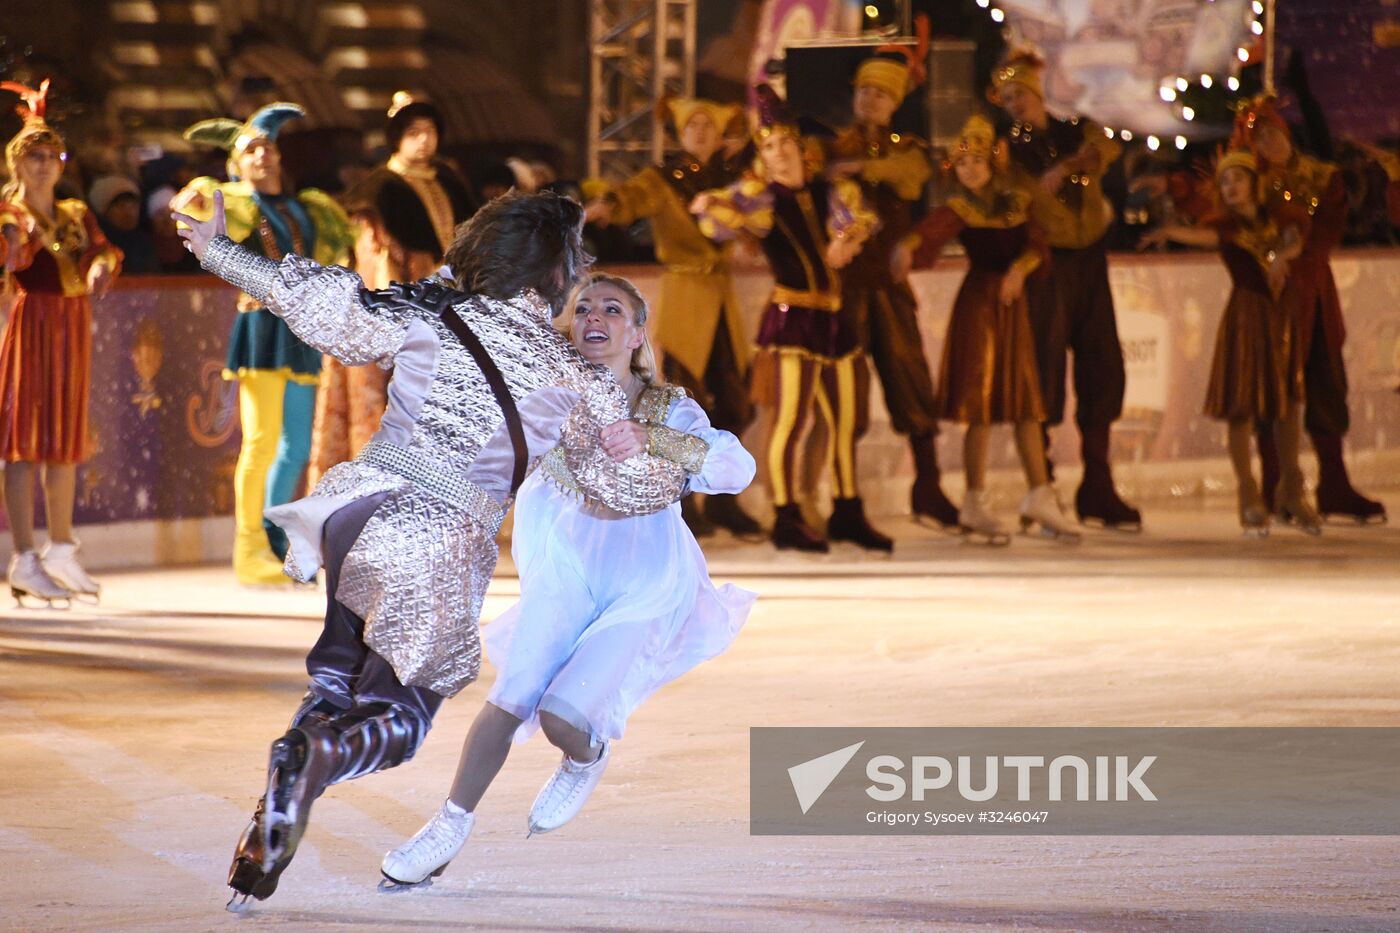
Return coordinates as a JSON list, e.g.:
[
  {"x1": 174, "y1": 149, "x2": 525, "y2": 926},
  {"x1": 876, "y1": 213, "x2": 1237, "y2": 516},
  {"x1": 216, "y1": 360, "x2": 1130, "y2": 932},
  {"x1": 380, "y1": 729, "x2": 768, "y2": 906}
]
[{"x1": 3, "y1": 501, "x2": 1398, "y2": 932}]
